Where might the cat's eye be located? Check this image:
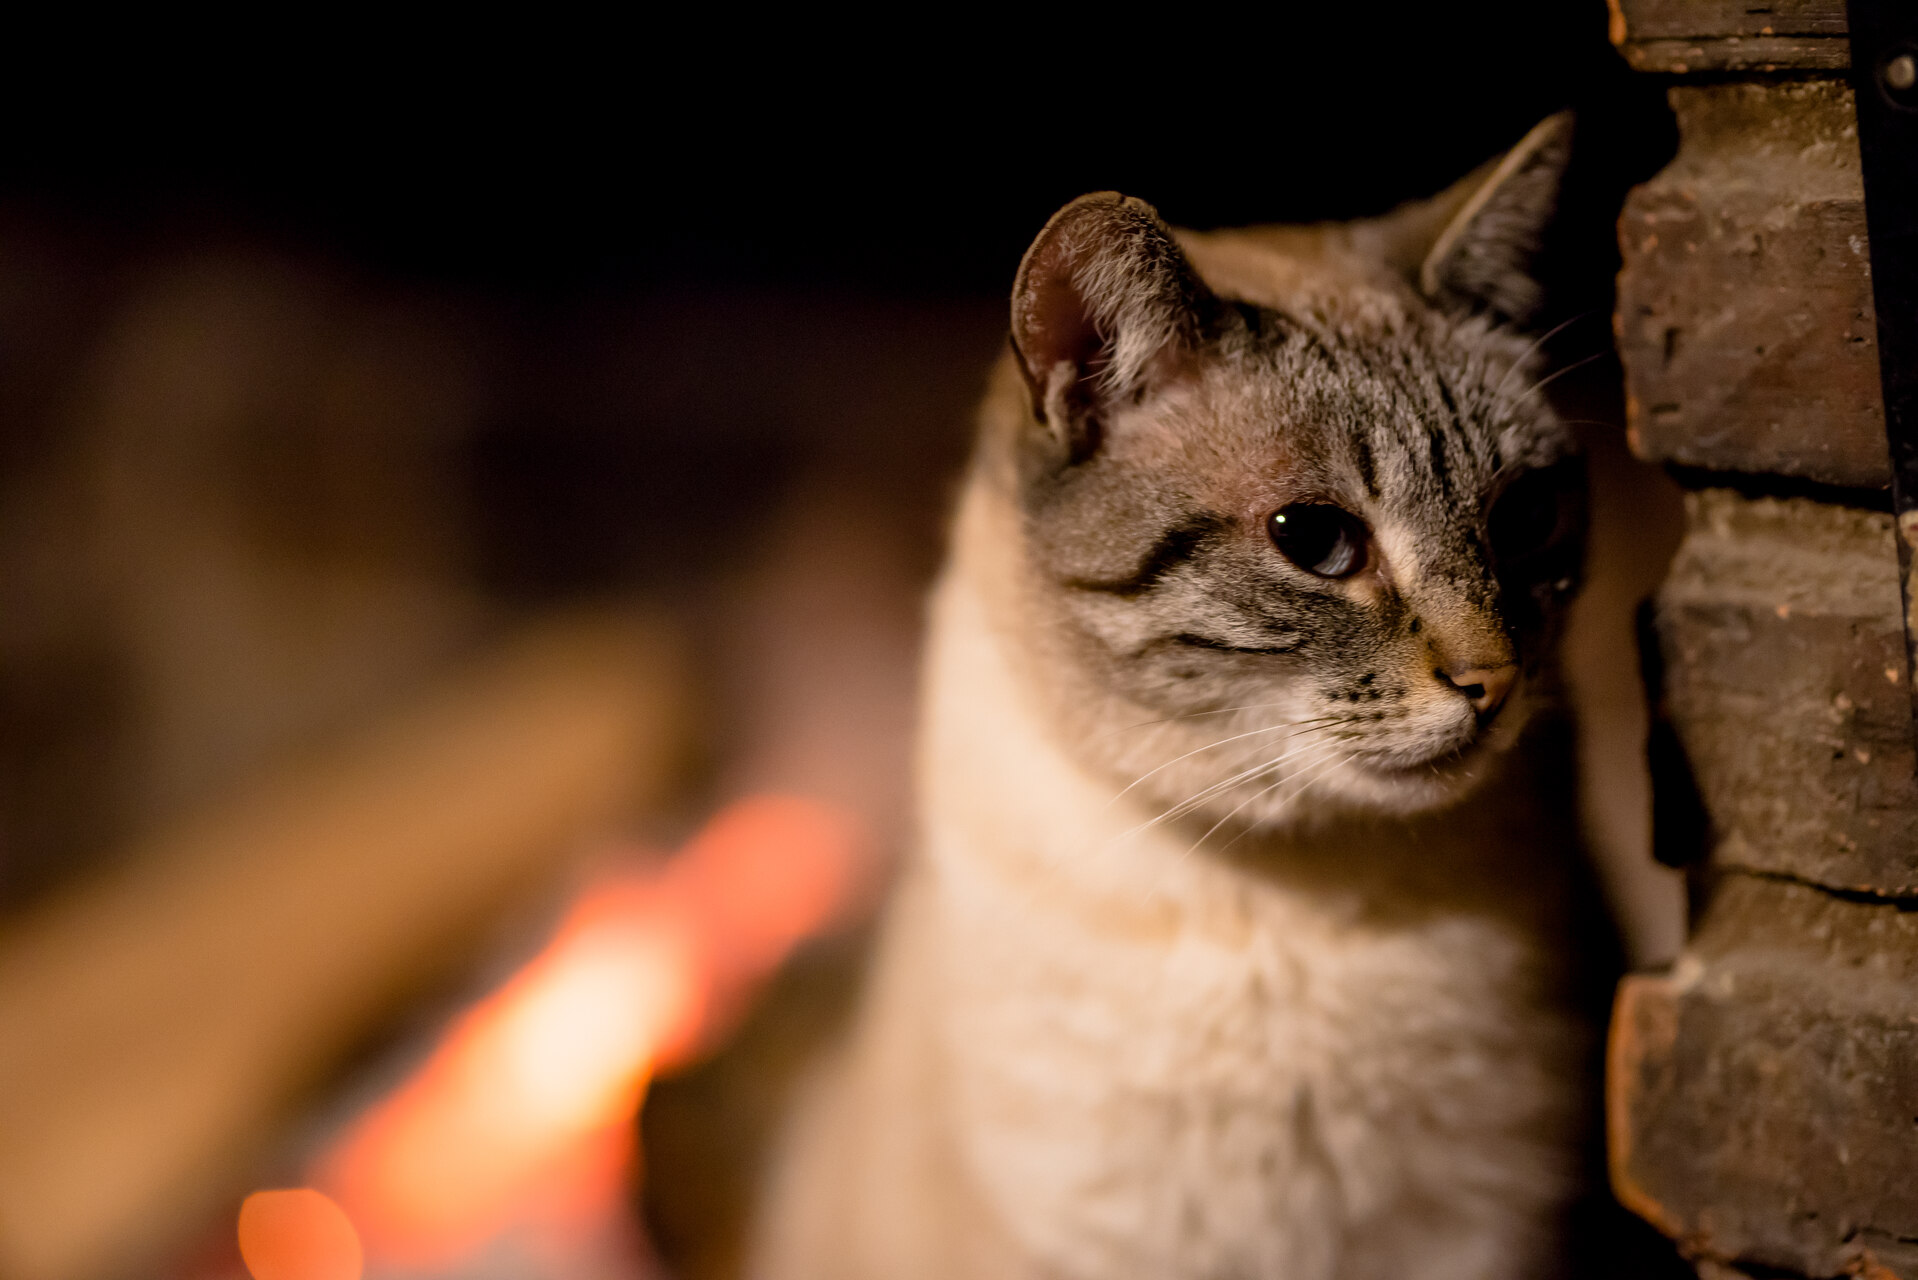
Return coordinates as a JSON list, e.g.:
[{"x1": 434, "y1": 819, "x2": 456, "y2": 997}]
[
  {"x1": 1266, "y1": 504, "x2": 1368, "y2": 578},
  {"x1": 1488, "y1": 466, "x2": 1578, "y2": 569}
]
